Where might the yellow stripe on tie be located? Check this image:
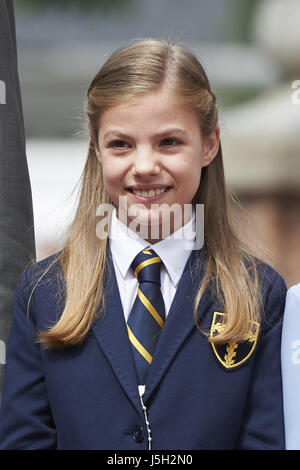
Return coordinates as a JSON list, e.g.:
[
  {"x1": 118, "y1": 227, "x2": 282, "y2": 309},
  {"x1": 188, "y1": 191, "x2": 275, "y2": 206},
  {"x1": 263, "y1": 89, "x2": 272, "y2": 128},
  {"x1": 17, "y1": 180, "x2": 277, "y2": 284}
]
[
  {"x1": 127, "y1": 325, "x2": 152, "y2": 364},
  {"x1": 137, "y1": 288, "x2": 165, "y2": 328},
  {"x1": 134, "y1": 257, "x2": 161, "y2": 277},
  {"x1": 142, "y1": 250, "x2": 152, "y2": 255}
]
